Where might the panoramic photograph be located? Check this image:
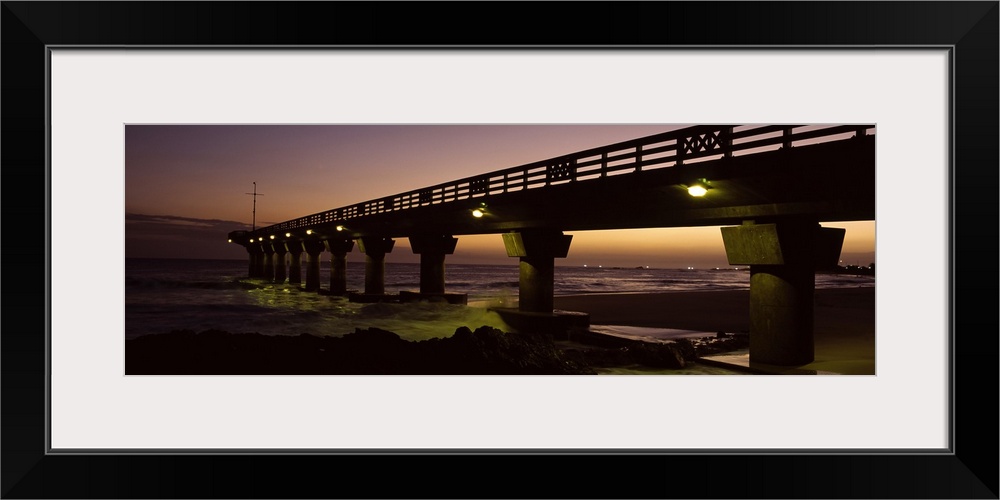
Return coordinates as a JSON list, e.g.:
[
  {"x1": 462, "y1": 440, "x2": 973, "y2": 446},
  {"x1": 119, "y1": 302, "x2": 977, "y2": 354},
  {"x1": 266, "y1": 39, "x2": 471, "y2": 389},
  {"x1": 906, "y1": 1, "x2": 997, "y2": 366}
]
[{"x1": 124, "y1": 124, "x2": 876, "y2": 375}]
